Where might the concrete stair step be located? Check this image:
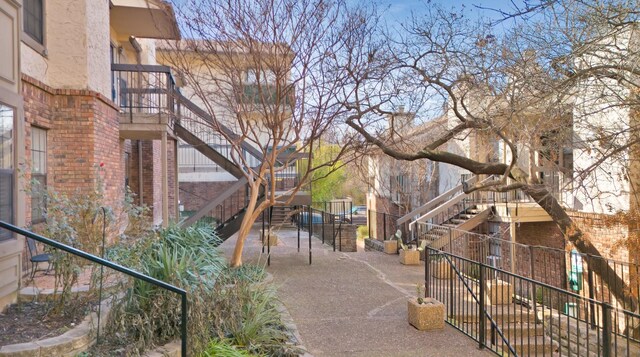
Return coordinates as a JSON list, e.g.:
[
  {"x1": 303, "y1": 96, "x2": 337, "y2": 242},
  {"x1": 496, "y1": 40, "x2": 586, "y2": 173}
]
[
  {"x1": 486, "y1": 321, "x2": 544, "y2": 339},
  {"x1": 508, "y1": 336, "x2": 559, "y2": 356},
  {"x1": 456, "y1": 304, "x2": 537, "y2": 323},
  {"x1": 423, "y1": 233, "x2": 445, "y2": 241}
]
